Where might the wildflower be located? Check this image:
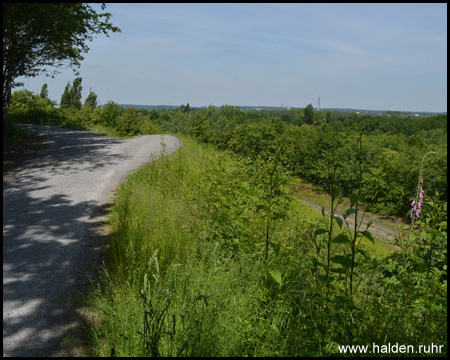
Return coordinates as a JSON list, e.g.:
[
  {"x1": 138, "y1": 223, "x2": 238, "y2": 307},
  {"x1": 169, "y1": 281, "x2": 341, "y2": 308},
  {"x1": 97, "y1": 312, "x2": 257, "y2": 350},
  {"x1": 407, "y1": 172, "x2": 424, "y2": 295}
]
[
  {"x1": 410, "y1": 151, "x2": 436, "y2": 220},
  {"x1": 411, "y1": 188, "x2": 424, "y2": 219}
]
